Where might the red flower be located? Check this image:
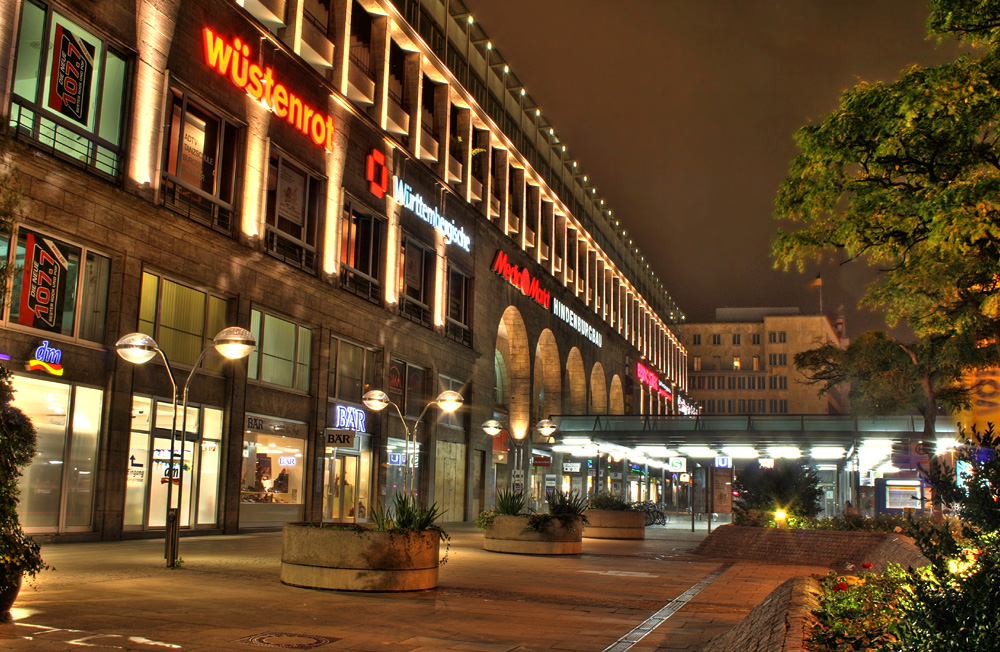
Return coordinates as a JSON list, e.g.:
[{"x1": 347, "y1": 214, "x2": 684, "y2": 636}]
[
  {"x1": 861, "y1": 562, "x2": 874, "y2": 570},
  {"x1": 833, "y1": 581, "x2": 849, "y2": 592}
]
